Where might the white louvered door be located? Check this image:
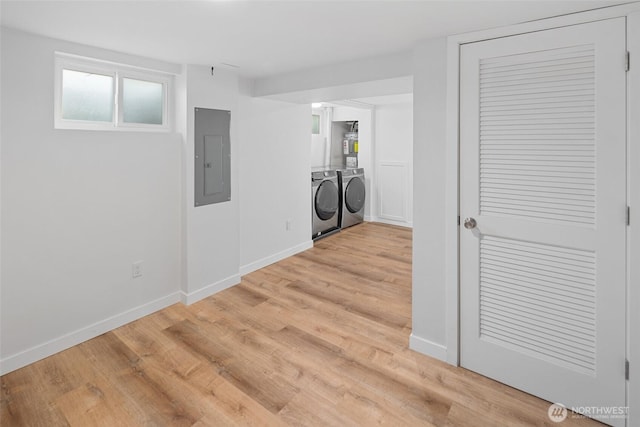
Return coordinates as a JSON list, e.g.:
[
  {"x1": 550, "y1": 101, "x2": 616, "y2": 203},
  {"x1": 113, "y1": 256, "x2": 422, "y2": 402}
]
[{"x1": 459, "y1": 18, "x2": 627, "y2": 424}]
